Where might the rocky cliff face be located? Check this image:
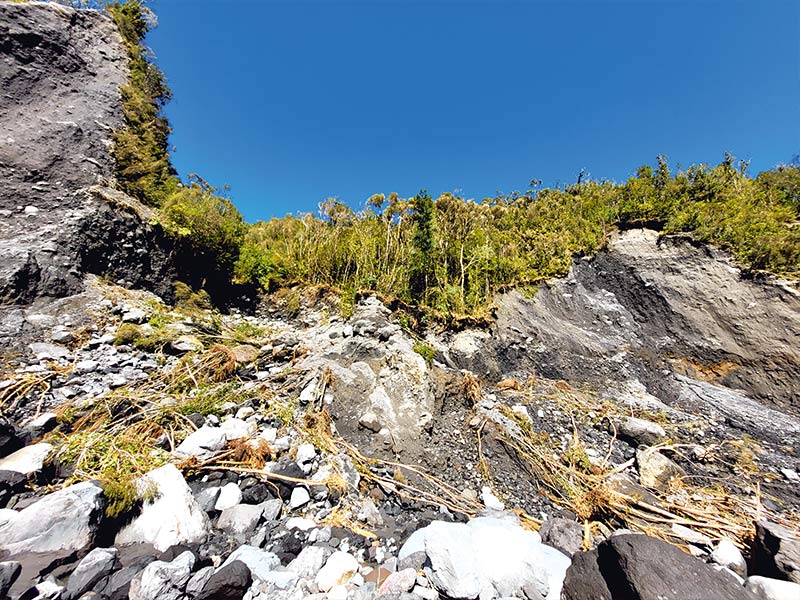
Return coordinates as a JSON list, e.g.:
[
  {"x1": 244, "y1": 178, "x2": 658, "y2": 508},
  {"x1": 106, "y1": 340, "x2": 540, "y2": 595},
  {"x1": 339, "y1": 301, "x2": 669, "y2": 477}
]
[{"x1": 0, "y1": 1, "x2": 178, "y2": 305}]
